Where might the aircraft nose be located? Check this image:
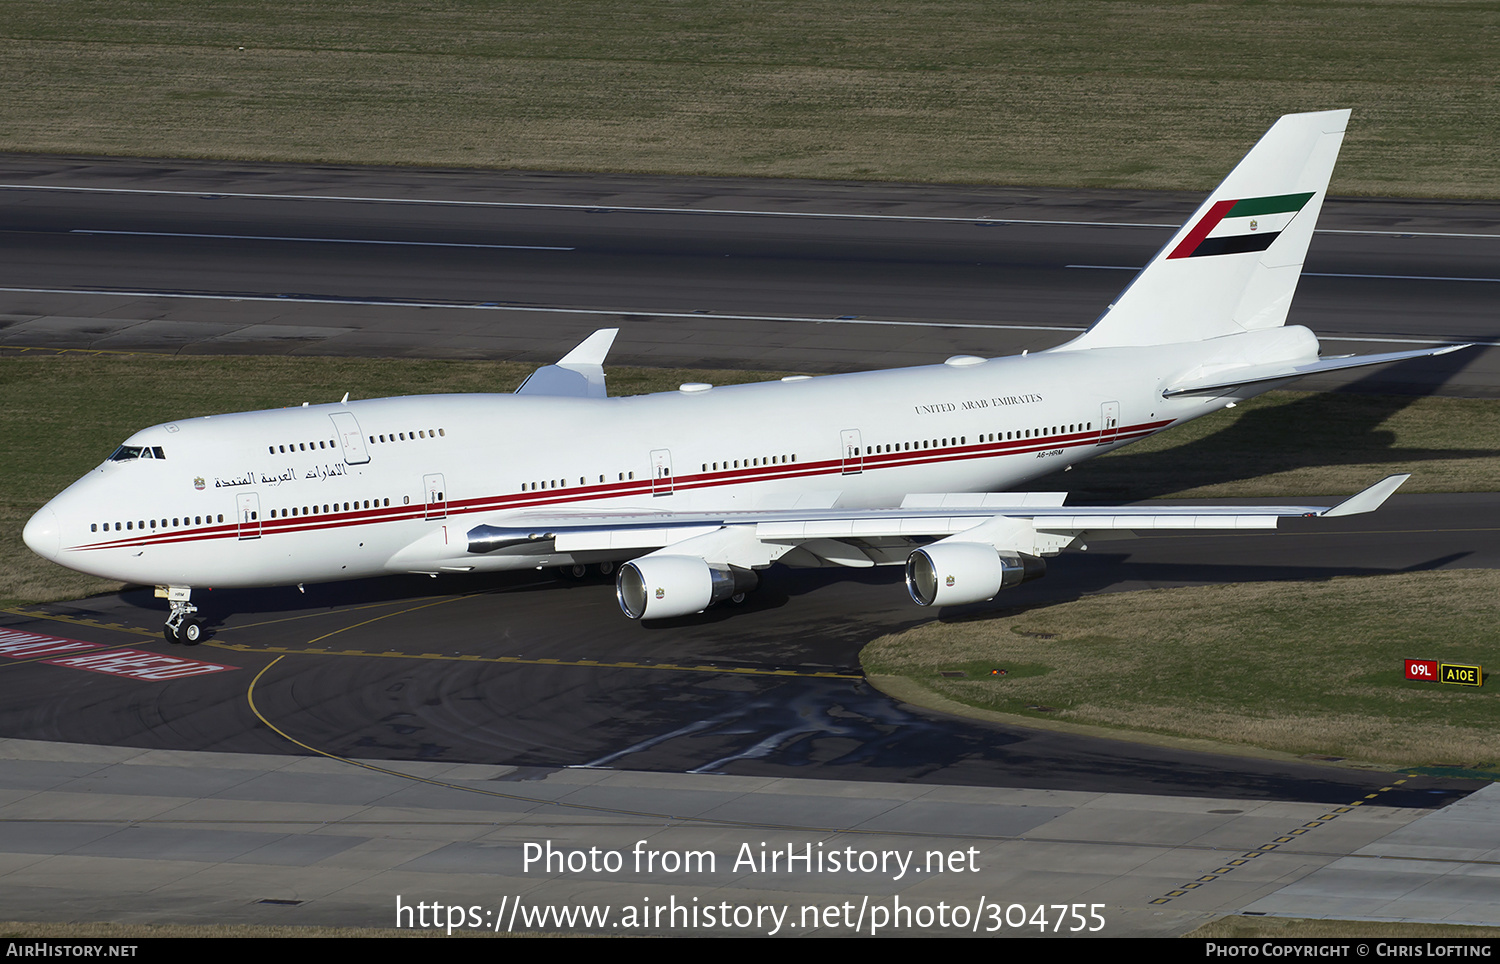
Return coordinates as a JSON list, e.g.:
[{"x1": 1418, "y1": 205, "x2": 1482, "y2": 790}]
[{"x1": 23, "y1": 506, "x2": 60, "y2": 560}]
